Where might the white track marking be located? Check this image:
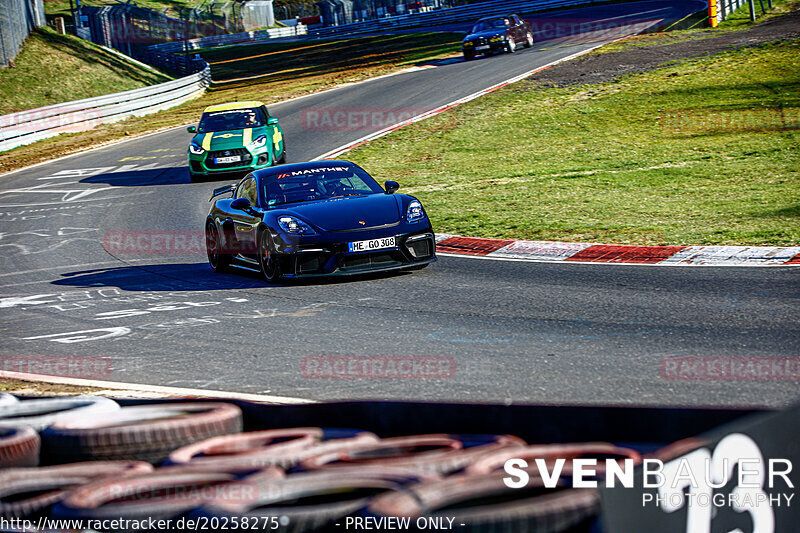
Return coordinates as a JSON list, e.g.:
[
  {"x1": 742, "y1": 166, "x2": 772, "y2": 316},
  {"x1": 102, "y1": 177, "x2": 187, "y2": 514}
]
[{"x1": 0, "y1": 370, "x2": 314, "y2": 404}]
